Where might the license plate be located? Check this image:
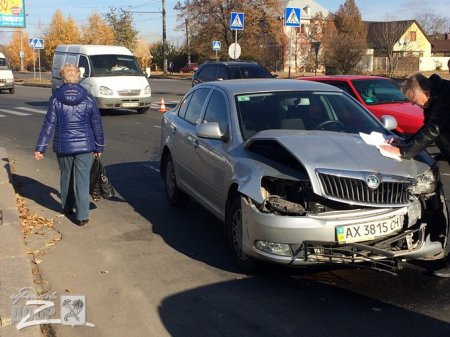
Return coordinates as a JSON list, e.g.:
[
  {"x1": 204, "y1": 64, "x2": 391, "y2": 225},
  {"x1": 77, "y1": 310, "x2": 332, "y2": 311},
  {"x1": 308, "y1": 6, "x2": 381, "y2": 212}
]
[
  {"x1": 122, "y1": 102, "x2": 138, "y2": 107},
  {"x1": 336, "y1": 214, "x2": 404, "y2": 244}
]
